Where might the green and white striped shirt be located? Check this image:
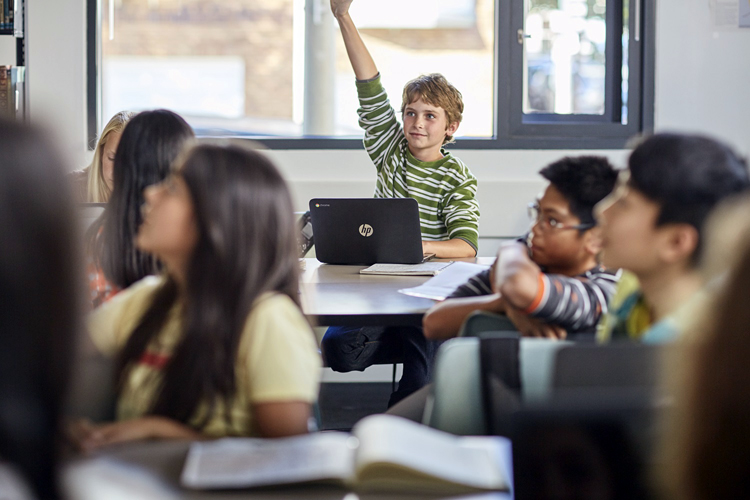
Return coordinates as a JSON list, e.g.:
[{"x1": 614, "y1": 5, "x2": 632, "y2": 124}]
[{"x1": 356, "y1": 75, "x2": 480, "y2": 252}]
